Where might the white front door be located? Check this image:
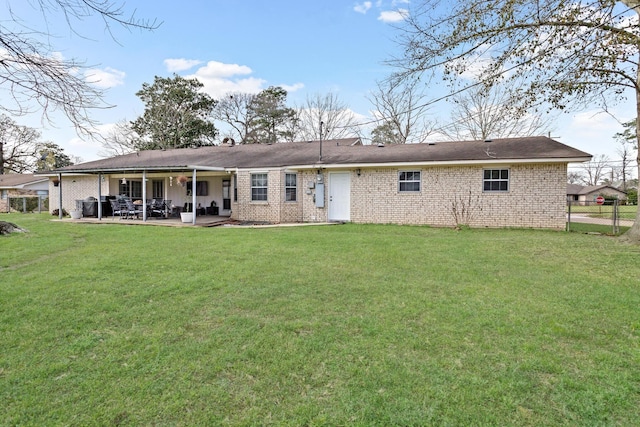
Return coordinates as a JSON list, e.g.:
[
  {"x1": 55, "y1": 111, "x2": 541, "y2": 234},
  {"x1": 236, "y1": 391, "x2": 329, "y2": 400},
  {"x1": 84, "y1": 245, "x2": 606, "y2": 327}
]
[{"x1": 328, "y1": 172, "x2": 350, "y2": 221}]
